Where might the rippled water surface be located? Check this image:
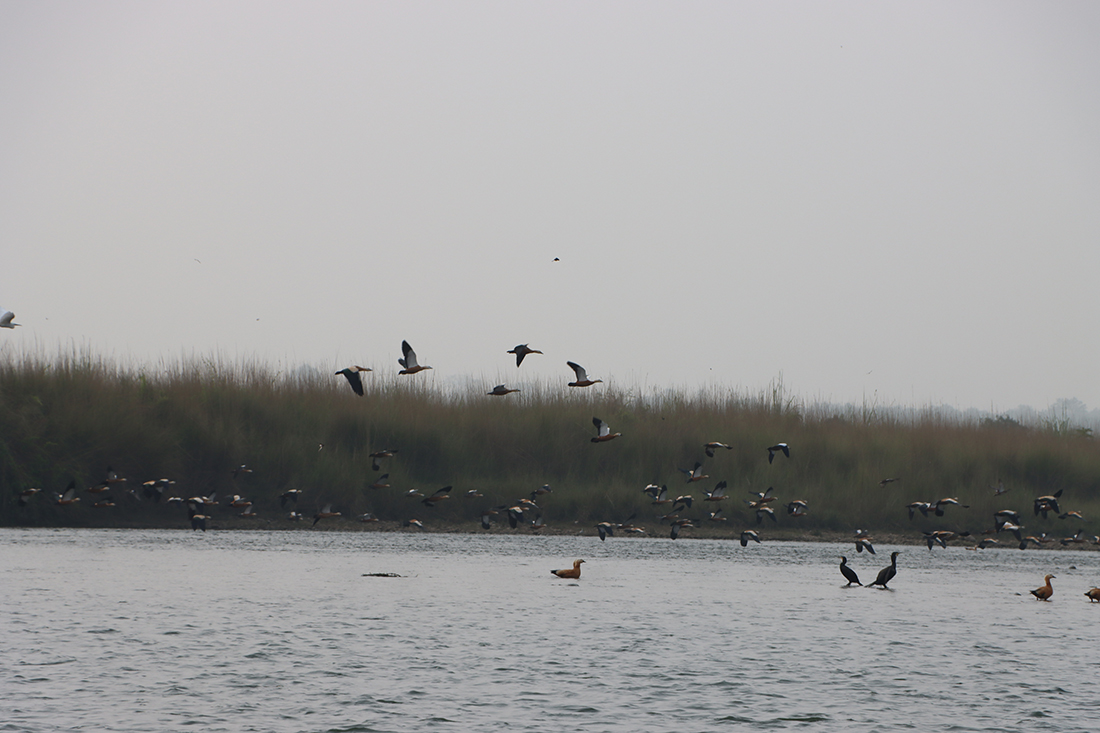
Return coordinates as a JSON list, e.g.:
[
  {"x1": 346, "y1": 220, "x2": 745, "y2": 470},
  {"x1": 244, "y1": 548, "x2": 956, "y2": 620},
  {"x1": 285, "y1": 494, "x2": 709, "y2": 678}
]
[{"x1": 3, "y1": 528, "x2": 1099, "y2": 732}]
